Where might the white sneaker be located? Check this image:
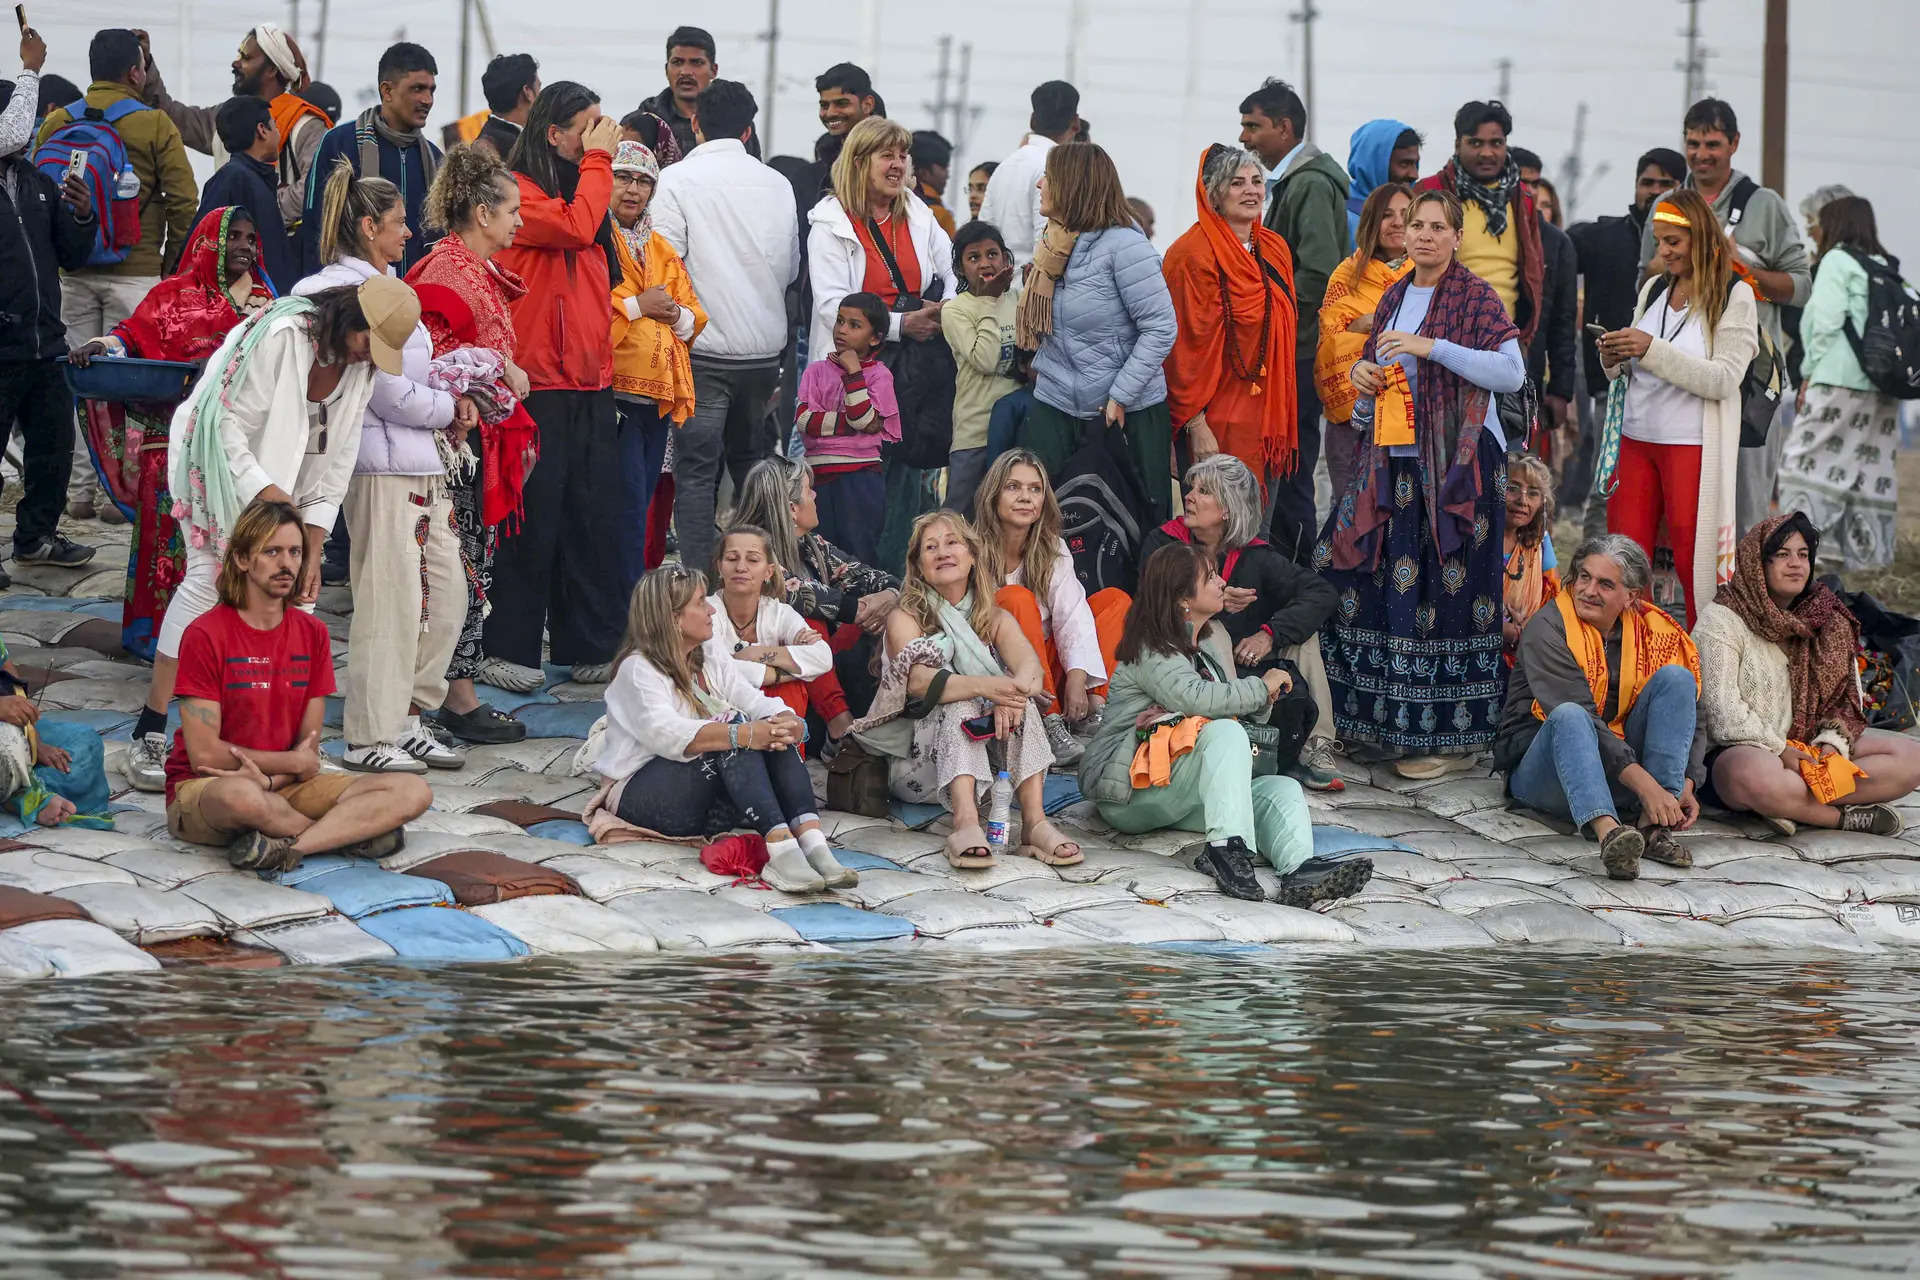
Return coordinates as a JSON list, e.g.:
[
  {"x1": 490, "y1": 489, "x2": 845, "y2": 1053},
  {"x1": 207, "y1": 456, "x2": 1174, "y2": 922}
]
[
  {"x1": 341, "y1": 742, "x2": 430, "y2": 774},
  {"x1": 126, "y1": 731, "x2": 169, "y2": 792},
  {"x1": 1042, "y1": 713, "x2": 1084, "y2": 766},
  {"x1": 475, "y1": 656, "x2": 546, "y2": 693},
  {"x1": 763, "y1": 846, "x2": 827, "y2": 893},
  {"x1": 396, "y1": 716, "x2": 465, "y2": 770}
]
